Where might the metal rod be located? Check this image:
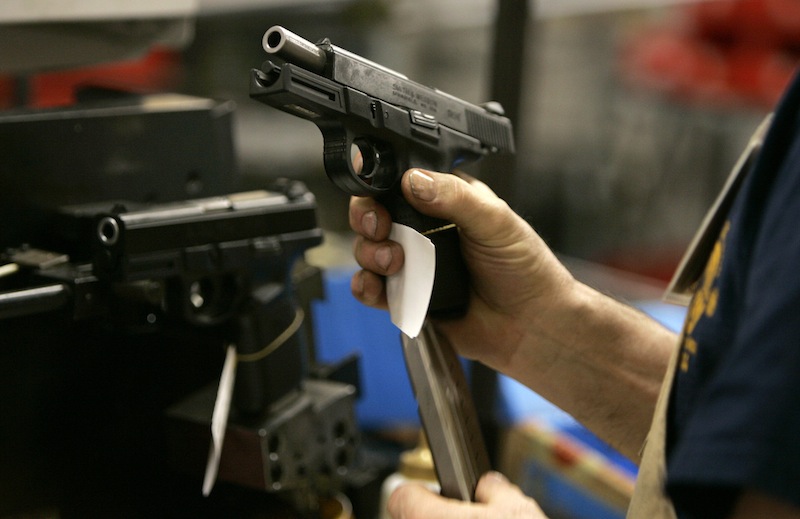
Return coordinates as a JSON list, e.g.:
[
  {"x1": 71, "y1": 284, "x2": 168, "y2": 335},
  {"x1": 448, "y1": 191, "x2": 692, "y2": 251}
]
[
  {"x1": 262, "y1": 26, "x2": 327, "y2": 73},
  {"x1": 0, "y1": 284, "x2": 70, "y2": 319}
]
